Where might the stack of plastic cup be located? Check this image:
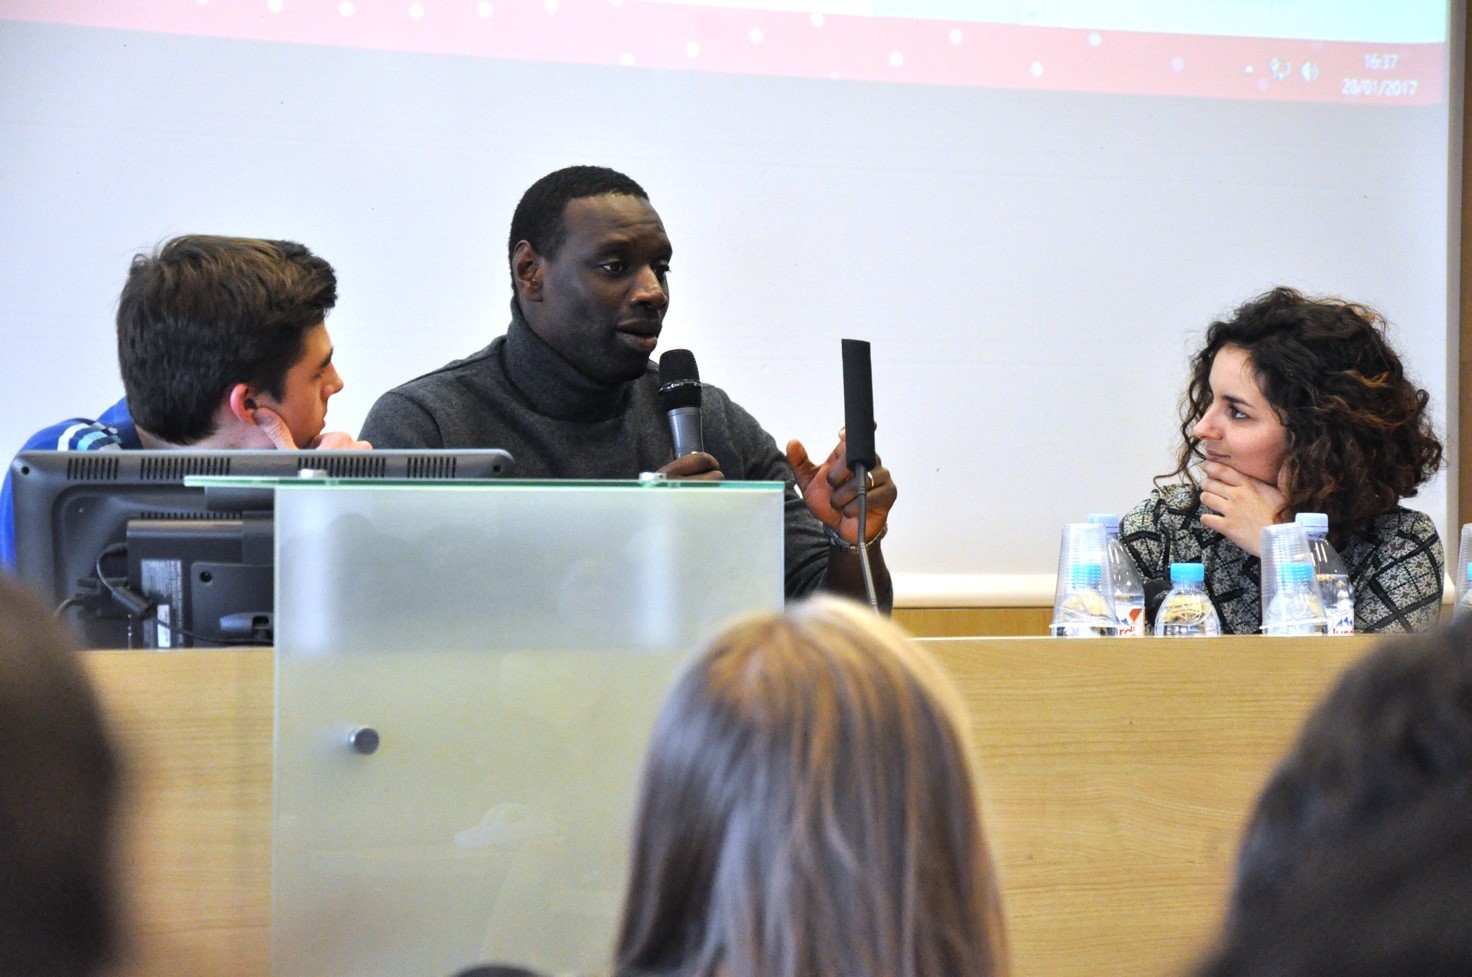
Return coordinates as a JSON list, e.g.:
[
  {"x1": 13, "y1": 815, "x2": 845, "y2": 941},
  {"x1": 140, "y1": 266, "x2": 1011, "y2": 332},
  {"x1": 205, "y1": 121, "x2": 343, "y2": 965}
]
[
  {"x1": 1050, "y1": 522, "x2": 1119, "y2": 637},
  {"x1": 1456, "y1": 524, "x2": 1472, "y2": 616},
  {"x1": 1259, "y1": 523, "x2": 1327, "y2": 635}
]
